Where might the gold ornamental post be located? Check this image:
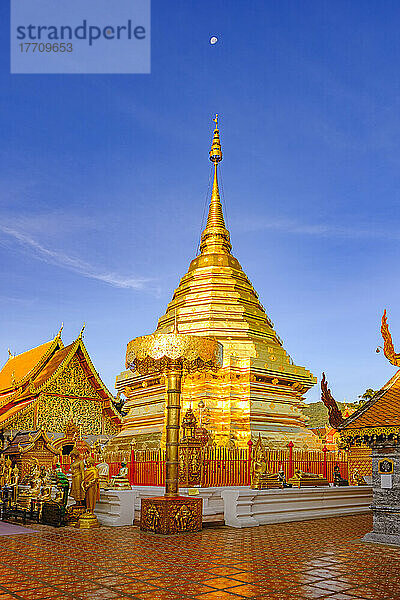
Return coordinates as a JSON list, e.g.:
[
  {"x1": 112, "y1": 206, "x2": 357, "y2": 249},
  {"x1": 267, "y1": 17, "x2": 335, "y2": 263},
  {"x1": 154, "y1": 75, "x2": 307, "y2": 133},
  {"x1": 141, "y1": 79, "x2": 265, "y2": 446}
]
[{"x1": 126, "y1": 332, "x2": 222, "y2": 533}]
